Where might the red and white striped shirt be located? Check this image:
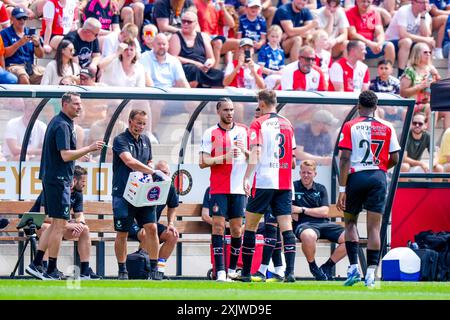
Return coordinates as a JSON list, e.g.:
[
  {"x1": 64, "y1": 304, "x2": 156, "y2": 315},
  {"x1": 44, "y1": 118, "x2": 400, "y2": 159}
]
[
  {"x1": 249, "y1": 113, "x2": 296, "y2": 190},
  {"x1": 329, "y1": 57, "x2": 370, "y2": 92},
  {"x1": 281, "y1": 61, "x2": 326, "y2": 91},
  {"x1": 200, "y1": 123, "x2": 248, "y2": 194},
  {"x1": 41, "y1": 0, "x2": 78, "y2": 36},
  {"x1": 338, "y1": 116, "x2": 401, "y2": 174}
]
